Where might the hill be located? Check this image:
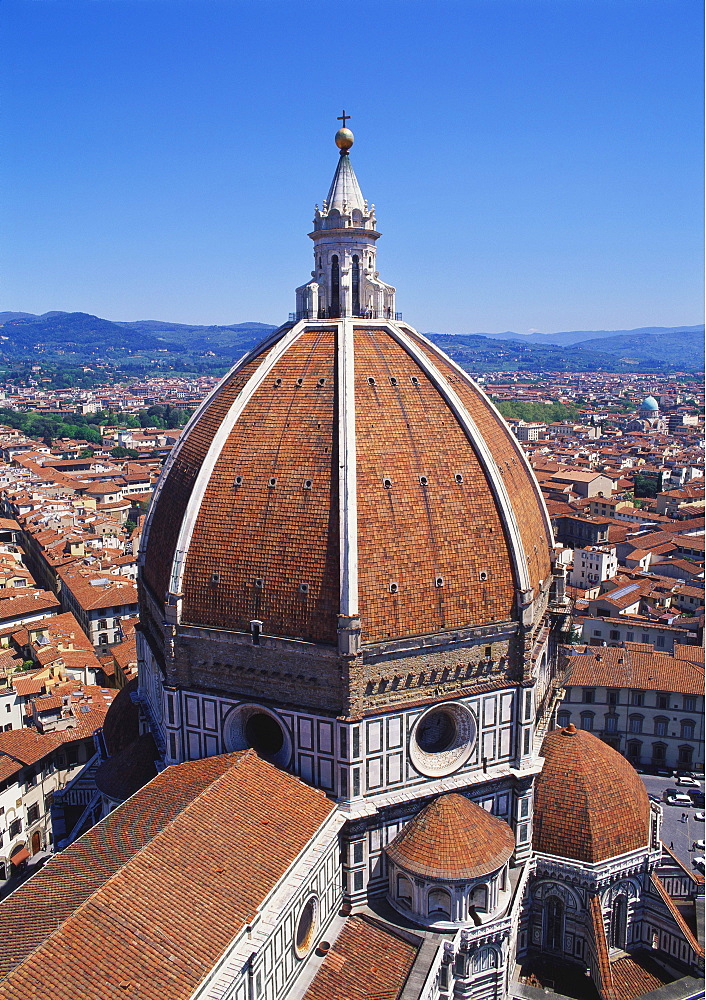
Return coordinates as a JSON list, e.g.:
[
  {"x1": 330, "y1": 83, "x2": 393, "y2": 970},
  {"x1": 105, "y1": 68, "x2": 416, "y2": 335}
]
[{"x1": 0, "y1": 312, "x2": 701, "y2": 374}]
